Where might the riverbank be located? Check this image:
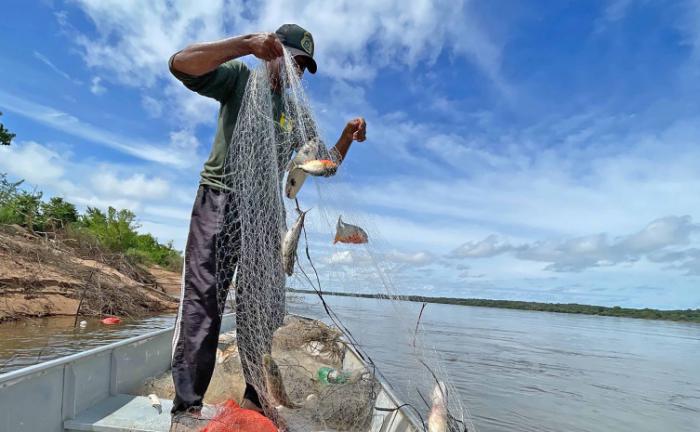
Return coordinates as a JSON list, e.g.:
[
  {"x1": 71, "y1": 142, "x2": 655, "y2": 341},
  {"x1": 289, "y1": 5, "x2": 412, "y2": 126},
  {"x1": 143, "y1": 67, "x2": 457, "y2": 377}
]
[
  {"x1": 0, "y1": 226, "x2": 179, "y2": 322},
  {"x1": 288, "y1": 289, "x2": 700, "y2": 323}
]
